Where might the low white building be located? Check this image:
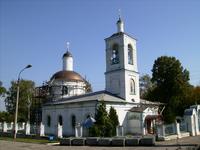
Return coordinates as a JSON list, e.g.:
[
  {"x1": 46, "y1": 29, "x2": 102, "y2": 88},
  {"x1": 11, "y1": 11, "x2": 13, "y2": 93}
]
[{"x1": 42, "y1": 17, "x2": 162, "y2": 137}]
